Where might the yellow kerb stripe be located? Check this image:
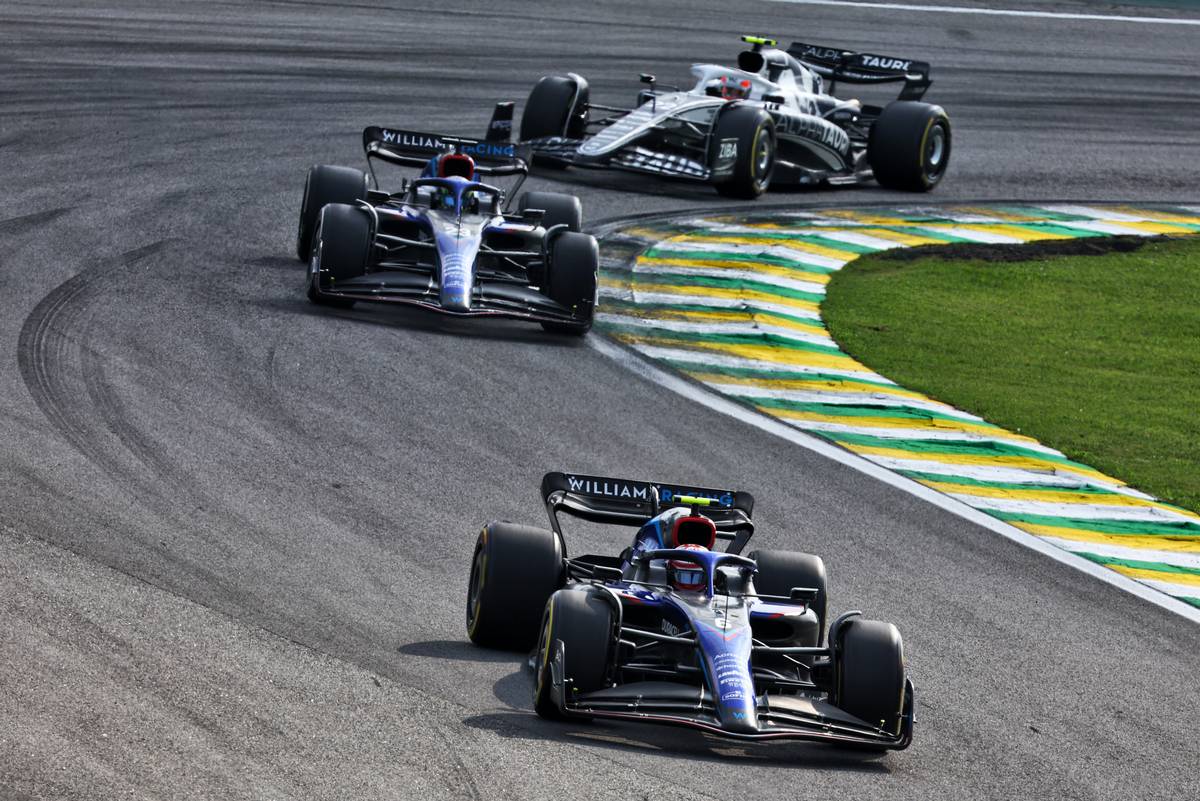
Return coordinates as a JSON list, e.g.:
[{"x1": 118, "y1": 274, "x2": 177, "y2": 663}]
[
  {"x1": 683, "y1": 371, "x2": 925, "y2": 399},
  {"x1": 1108, "y1": 207, "x2": 1200, "y2": 226},
  {"x1": 1015, "y1": 522, "x2": 1200, "y2": 554},
  {"x1": 850, "y1": 227, "x2": 948, "y2": 247},
  {"x1": 674, "y1": 233, "x2": 852, "y2": 261},
  {"x1": 637, "y1": 255, "x2": 831, "y2": 285},
  {"x1": 610, "y1": 332, "x2": 869, "y2": 371},
  {"x1": 617, "y1": 281, "x2": 820, "y2": 313},
  {"x1": 770, "y1": 409, "x2": 1030, "y2": 440},
  {"x1": 846, "y1": 443, "x2": 1112, "y2": 482},
  {"x1": 1110, "y1": 564, "x2": 1200, "y2": 588}
]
